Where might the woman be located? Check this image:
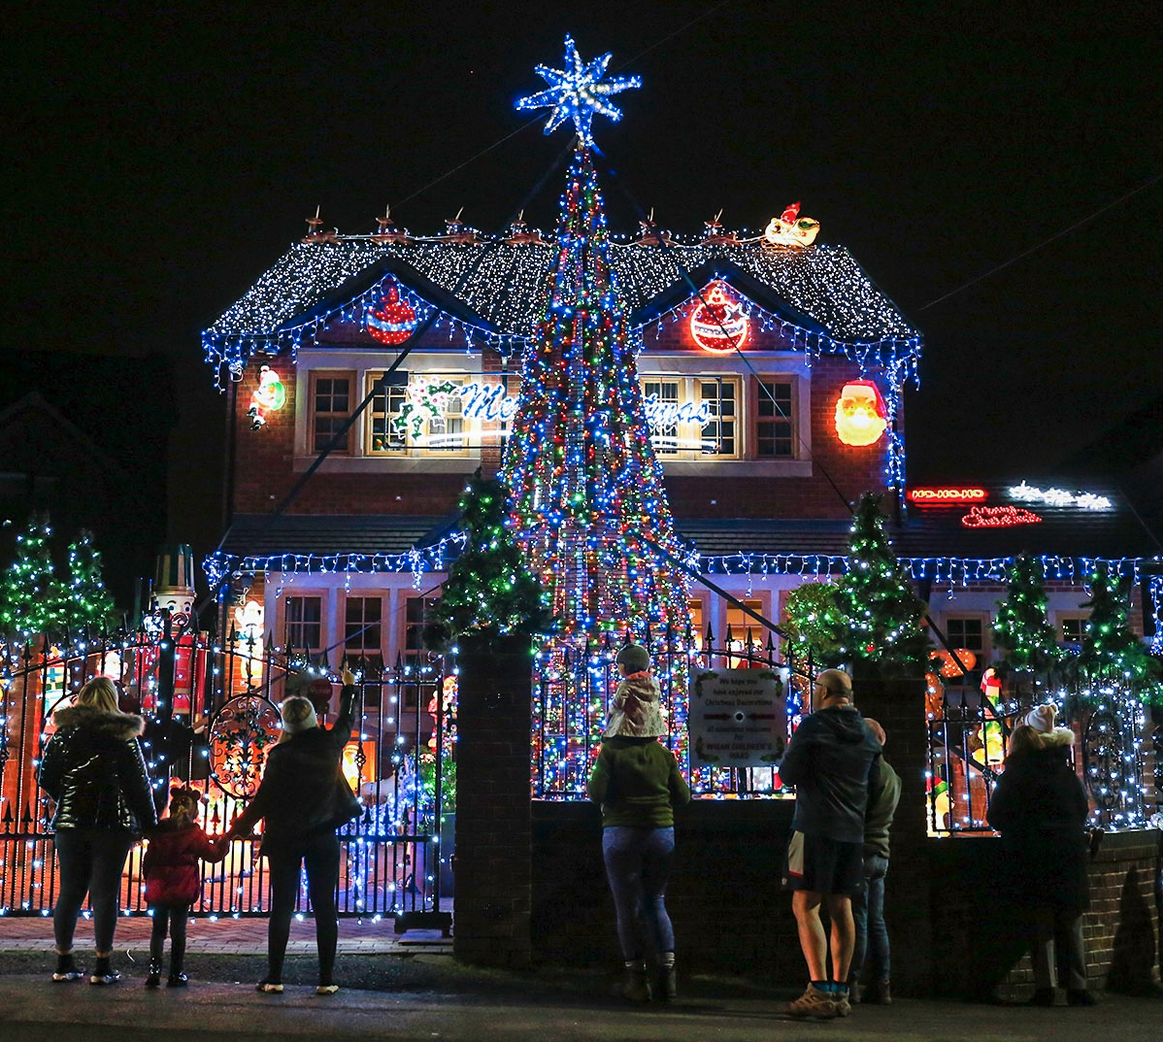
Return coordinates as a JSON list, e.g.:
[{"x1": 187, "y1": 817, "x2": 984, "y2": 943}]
[
  {"x1": 986, "y1": 713, "x2": 1095, "y2": 1006},
  {"x1": 224, "y1": 669, "x2": 360, "y2": 995},
  {"x1": 587, "y1": 643, "x2": 690, "y2": 1003},
  {"x1": 38, "y1": 676, "x2": 157, "y2": 985}
]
